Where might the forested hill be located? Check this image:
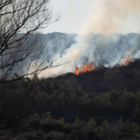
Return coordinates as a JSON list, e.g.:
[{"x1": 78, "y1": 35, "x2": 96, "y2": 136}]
[
  {"x1": 48, "y1": 59, "x2": 140, "y2": 93},
  {"x1": 39, "y1": 32, "x2": 77, "y2": 51},
  {"x1": 0, "y1": 42, "x2": 140, "y2": 139},
  {"x1": 1, "y1": 59, "x2": 140, "y2": 139}
]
